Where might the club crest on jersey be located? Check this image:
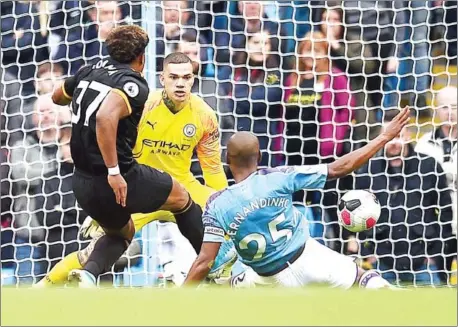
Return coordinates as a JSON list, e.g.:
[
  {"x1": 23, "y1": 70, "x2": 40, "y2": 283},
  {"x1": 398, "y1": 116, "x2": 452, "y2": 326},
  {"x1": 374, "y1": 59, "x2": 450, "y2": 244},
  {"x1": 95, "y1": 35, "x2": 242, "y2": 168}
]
[
  {"x1": 183, "y1": 124, "x2": 196, "y2": 137},
  {"x1": 123, "y1": 82, "x2": 139, "y2": 97}
]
